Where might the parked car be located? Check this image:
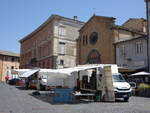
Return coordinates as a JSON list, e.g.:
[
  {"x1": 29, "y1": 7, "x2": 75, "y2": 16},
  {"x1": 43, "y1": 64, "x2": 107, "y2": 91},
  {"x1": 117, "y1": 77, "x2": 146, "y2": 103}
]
[{"x1": 8, "y1": 78, "x2": 22, "y2": 85}]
